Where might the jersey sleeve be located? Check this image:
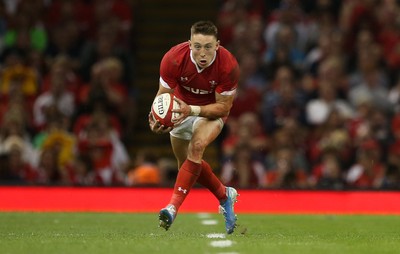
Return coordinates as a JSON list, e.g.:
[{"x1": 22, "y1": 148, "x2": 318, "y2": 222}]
[
  {"x1": 159, "y1": 48, "x2": 180, "y2": 89},
  {"x1": 215, "y1": 52, "x2": 240, "y2": 96}
]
